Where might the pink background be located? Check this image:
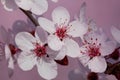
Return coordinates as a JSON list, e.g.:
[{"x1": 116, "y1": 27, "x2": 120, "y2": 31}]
[{"x1": 0, "y1": 0, "x2": 120, "y2": 80}]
